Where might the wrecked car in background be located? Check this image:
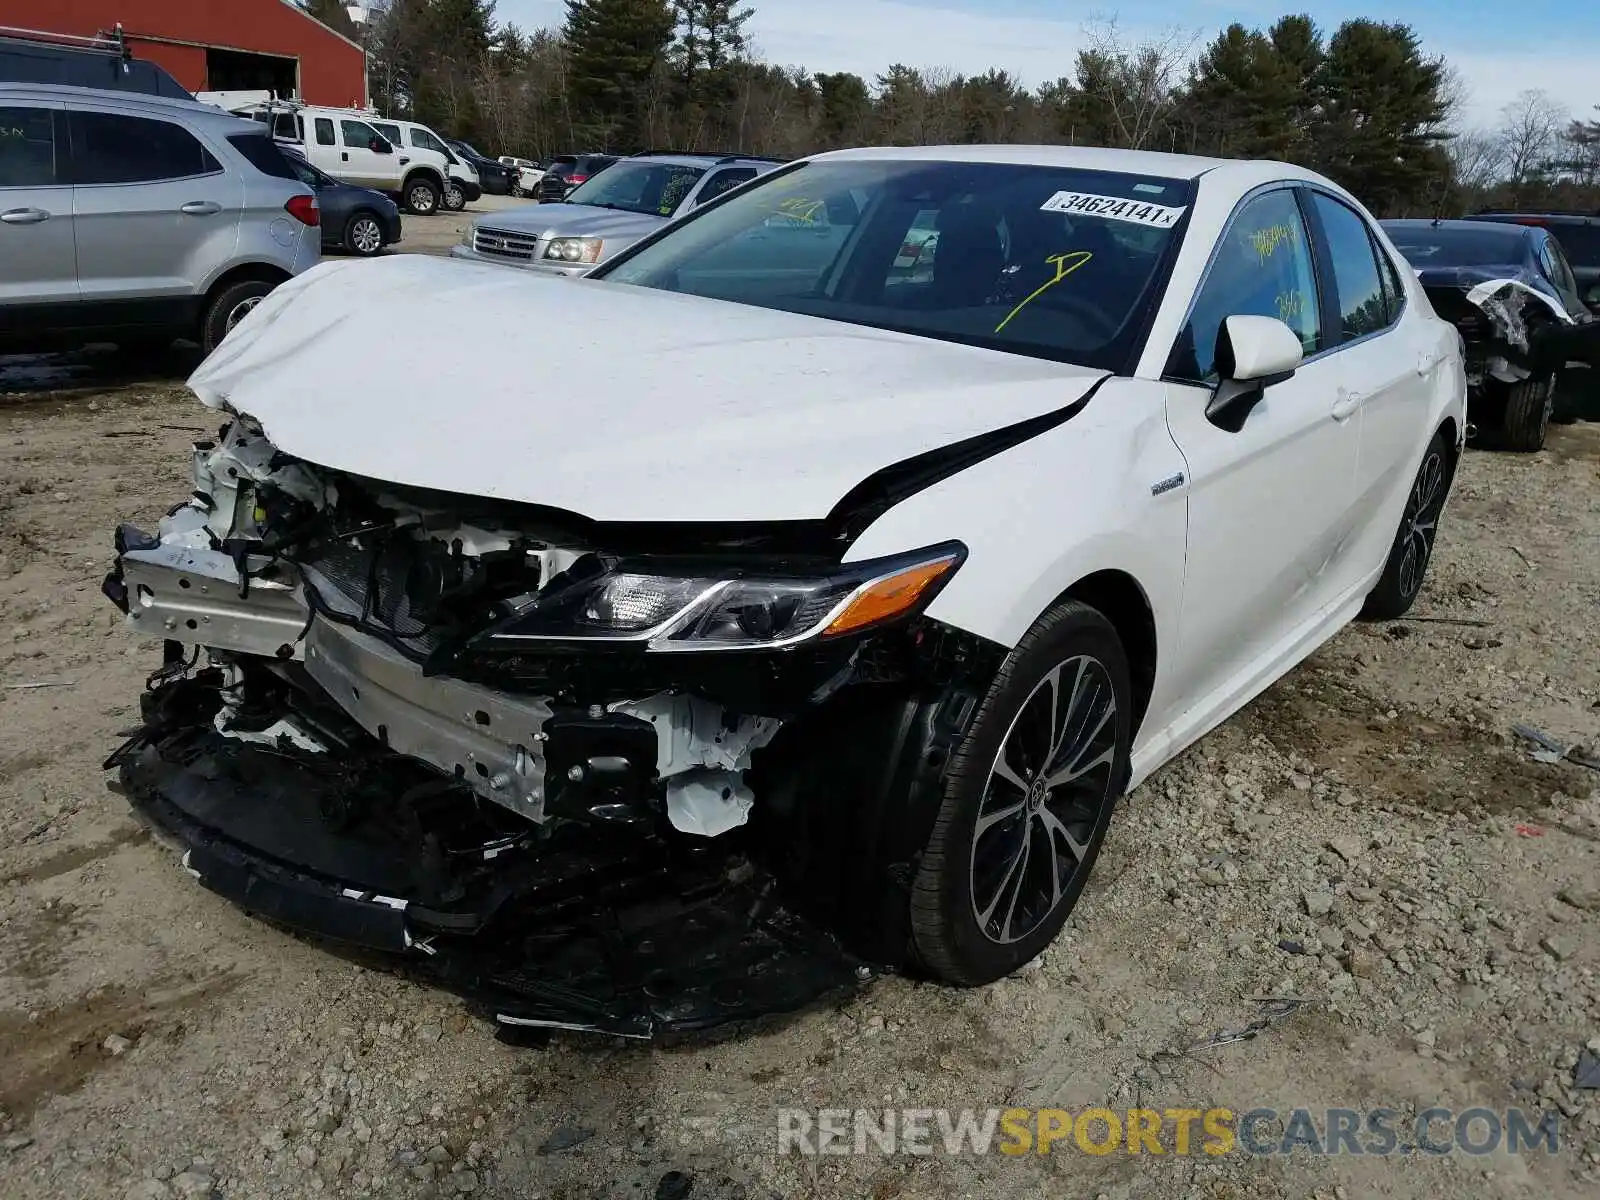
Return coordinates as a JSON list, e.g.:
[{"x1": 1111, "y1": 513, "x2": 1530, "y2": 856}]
[
  {"x1": 105, "y1": 148, "x2": 1465, "y2": 1039},
  {"x1": 1384, "y1": 218, "x2": 1600, "y2": 450}
]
